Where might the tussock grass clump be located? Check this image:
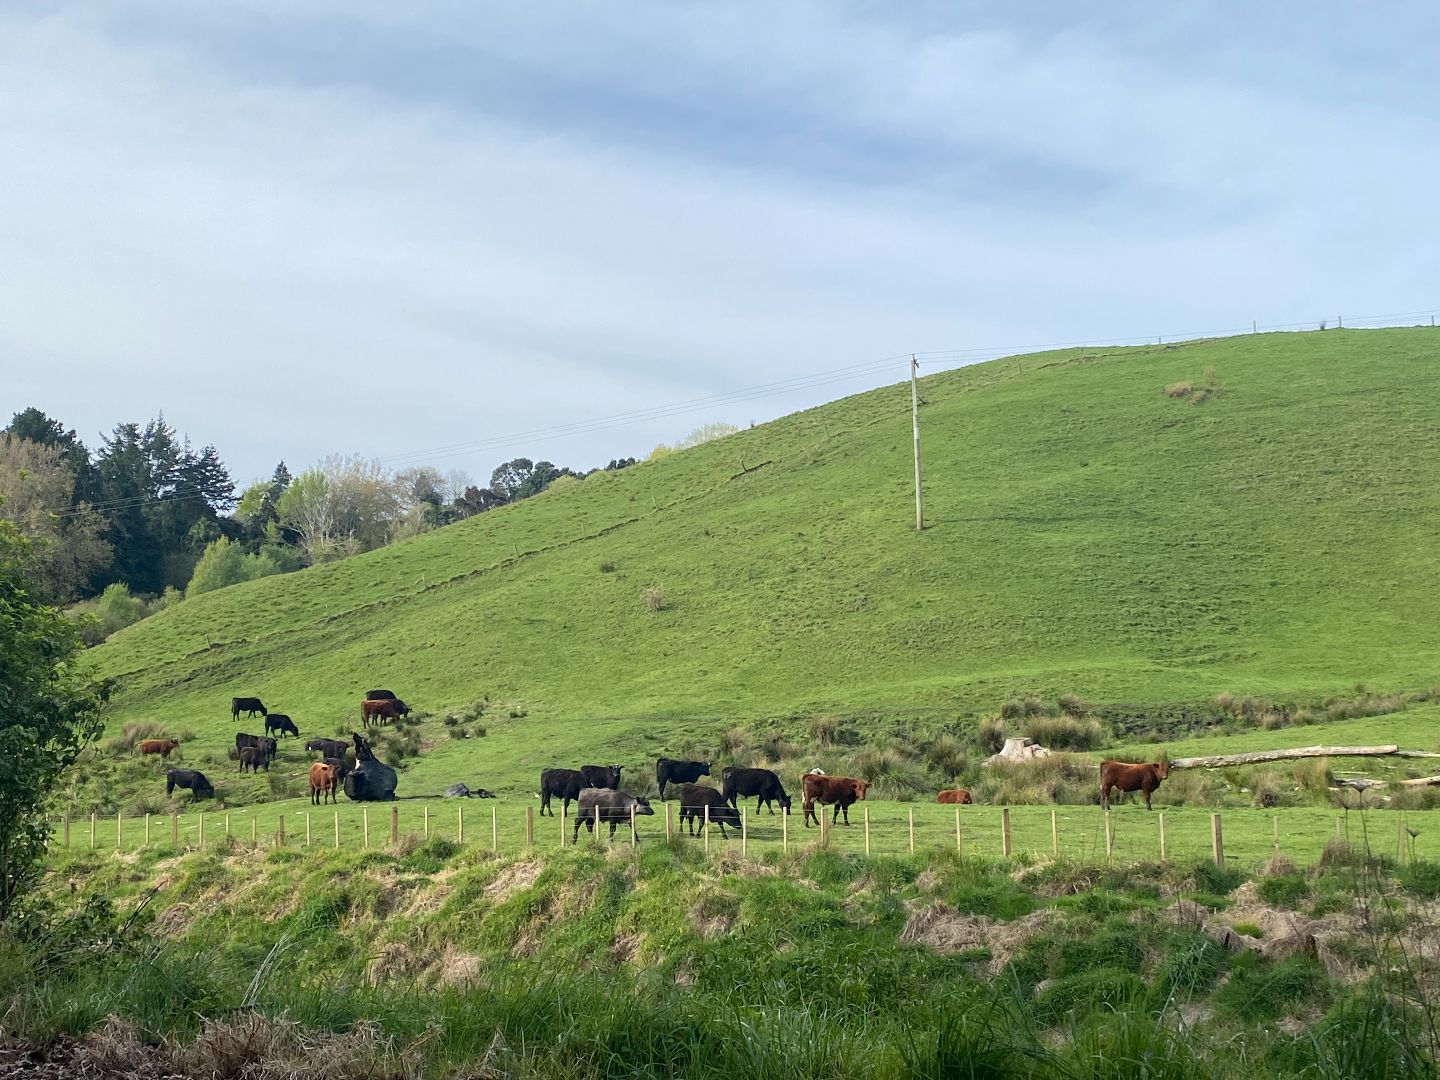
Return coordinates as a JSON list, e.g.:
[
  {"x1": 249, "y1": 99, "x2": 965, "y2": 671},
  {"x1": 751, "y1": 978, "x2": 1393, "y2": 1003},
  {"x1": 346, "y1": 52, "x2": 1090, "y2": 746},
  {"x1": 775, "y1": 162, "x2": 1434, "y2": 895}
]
[
  {"x1": 924, "y1": 733, "x2": 968, "y2": 779},
  {"x1": 808, "y1": 714, "x2": 841, "y2": 746},
  {"x1": 1057, "y1": 693, "x2": 1086, "y2": 717},
  {"x1": 1020, "y1": 714, "x2": 1108, "y2": 752},
  {"x1": 975, "y1": 717, "x2": 1006, "y2": 756},
  {"x1": 1164, "y1": 366, "x2": 1223, "y2": 404},
  {"x1": 598, "y1": 560, "x2": 616, "y2": 573},
  {"x1": 641, "y1": 584, "x2": 665, "y2": 613},
  {"x1": 101, "y1": 720, "x2": 171, "y2": 754},
  {"x1": 976, "y1": 754, "x2": 1096, "y2": 805},
  {"x1": 1323, "y1": 690, "x2": 1409, "y2": 722}
]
